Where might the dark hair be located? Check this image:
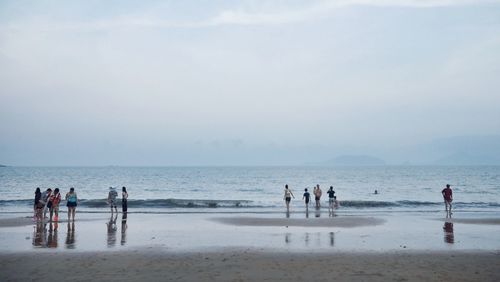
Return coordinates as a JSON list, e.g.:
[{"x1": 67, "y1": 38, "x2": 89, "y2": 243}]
[
  {"x1": 122, "y1": 187, "x2": 127, "y2": 192},
  {"x1": 304, "y1": 188, "x2": 308, "y2": 191},
  {"x1": 446, "y1": 184, "x2": 450, "y2": 188},
  {"x1": 47, "y1": 188, "x2": 52, "y2": 192},
  {"x1": 285, "y1": 184, "x2": 288, "y2": 189},
  {"x1": 54, "y1": 188, "x2": 59, "y2": 193},
  {"x1": 70, "y1": 187, "x2": 74, "y2": 191},
  {"x1": 330, "y1": 186, "x2": 333, "y2": 190},
  {"x1": 35, "y1": 187, "x2": 41, "y2": 194}
]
